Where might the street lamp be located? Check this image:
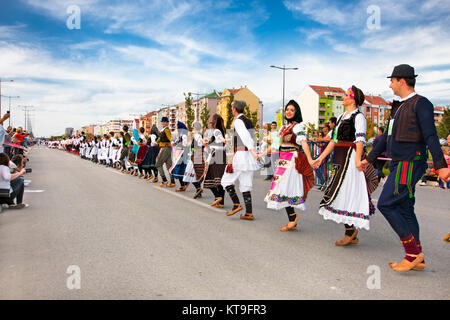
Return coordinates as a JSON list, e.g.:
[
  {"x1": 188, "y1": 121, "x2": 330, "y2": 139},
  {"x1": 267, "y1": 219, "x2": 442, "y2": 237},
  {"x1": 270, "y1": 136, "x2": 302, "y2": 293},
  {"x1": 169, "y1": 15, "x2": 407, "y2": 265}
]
[
  {"x1": 270, "y1": 65, "x2": 298, "y2": 125},
  {"x1": 1, "y1": 95, "x2": 20, "y2": 126},
  {"x1": 0, "y1": 78, "x2": 14, "y2": 115}
]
